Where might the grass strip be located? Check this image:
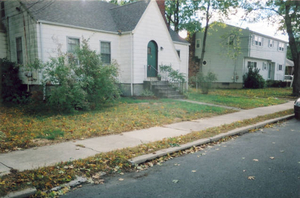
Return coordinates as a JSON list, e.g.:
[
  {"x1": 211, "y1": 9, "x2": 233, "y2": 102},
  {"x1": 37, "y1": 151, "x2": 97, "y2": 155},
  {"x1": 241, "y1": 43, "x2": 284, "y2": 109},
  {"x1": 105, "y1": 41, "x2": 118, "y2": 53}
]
[{"x1": 0, "y1": 109, "x2": 293, "y2": 197}]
